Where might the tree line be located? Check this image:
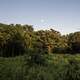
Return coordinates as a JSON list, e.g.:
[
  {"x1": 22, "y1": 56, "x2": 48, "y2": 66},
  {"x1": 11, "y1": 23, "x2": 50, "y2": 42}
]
[{"x1": 0, "y1": 23, "x2": 80, "y2": 57}]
